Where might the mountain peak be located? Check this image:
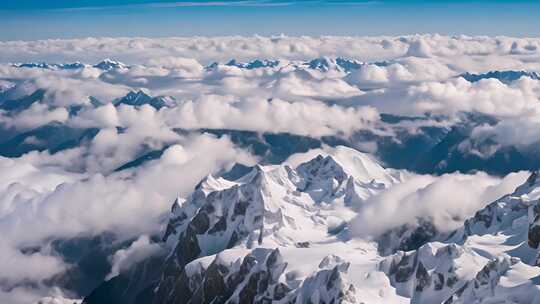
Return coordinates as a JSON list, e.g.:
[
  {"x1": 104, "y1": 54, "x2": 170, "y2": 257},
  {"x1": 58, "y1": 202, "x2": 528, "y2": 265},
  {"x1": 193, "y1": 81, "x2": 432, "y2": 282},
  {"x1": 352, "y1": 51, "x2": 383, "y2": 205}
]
[
  {"x1": 305, "y1": 57, "x2": 363, "y2": 73},
  {"x1": 223, "y1": 58, "x2": 280, "y2": 69},
  {"x1": 93, "y1": 59, "x2": 129, "y2": 70},
  {"x1": 460, "y1": 70, "x2": 540, "y2": 84},
  {"x1": 13, "y1": 61, "x2": 86, "y2": 70},
  {"x1": 113, "y1": 90, "x2": 172, "y2": 109}
]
